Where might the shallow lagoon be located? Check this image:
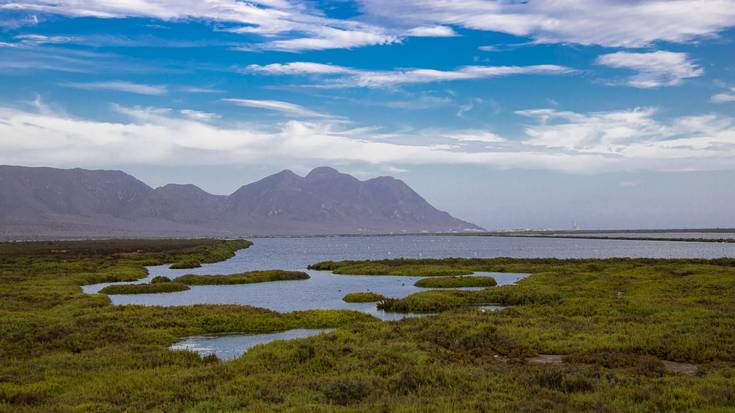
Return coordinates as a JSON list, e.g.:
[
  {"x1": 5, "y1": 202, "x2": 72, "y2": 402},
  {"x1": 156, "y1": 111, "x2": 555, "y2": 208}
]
[
  {"x1": 84, "y1": 234, "x2": 735, "y2": 318},
  {"x1": 84, "y1": 235, "x2": 735, "y2": 360},
  {"x1": 85, "y1": 270, "x2": 523, "y2": 320}
]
